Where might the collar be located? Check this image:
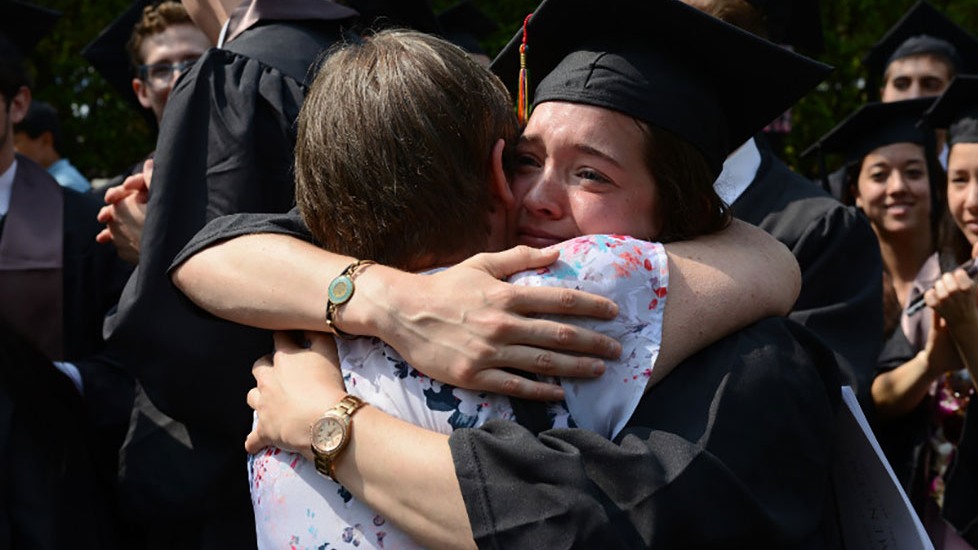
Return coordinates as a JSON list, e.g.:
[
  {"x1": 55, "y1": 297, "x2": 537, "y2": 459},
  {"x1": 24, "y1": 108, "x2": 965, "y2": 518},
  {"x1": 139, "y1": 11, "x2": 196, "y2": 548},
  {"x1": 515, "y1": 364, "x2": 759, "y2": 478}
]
[
  {"x1": 223, "y1": 0, "x2": 357, "y2": 45},
  {"x1": 0, "y1": 158, "x2": 16, "y2": 216},
  {"x1": 713, "y1": 138, "x2": 762, "y2": 206}
]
